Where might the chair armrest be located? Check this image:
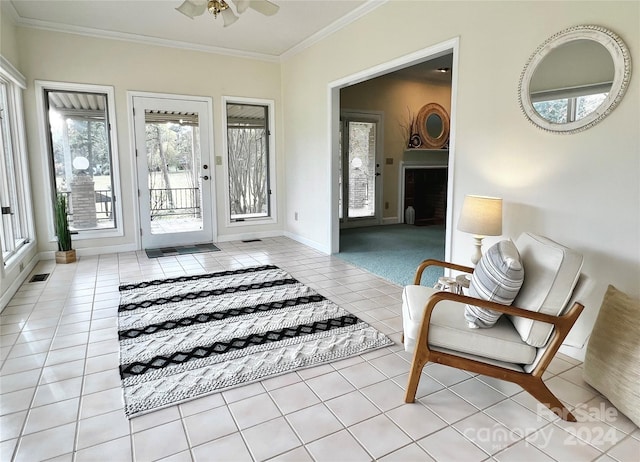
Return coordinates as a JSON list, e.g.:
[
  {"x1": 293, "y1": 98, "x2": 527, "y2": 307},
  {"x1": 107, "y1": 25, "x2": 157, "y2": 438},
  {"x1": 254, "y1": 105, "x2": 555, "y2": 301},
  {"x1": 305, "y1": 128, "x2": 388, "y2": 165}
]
[{"x1": 413, "y1": 259, "x2": 474, "y2": 285}]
